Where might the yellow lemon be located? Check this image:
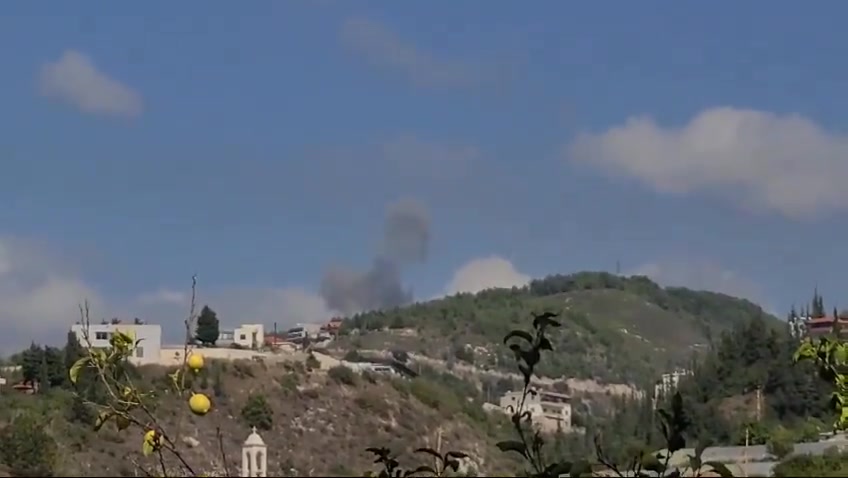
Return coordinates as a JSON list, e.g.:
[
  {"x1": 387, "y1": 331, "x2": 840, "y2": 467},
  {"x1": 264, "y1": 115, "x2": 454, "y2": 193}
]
[
  {"x1": 189, "y1": 393, "x2": 212, "y2": 416},
  {"x1": 187, "y1": 352, "x2": 205, "y2": 371}
]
